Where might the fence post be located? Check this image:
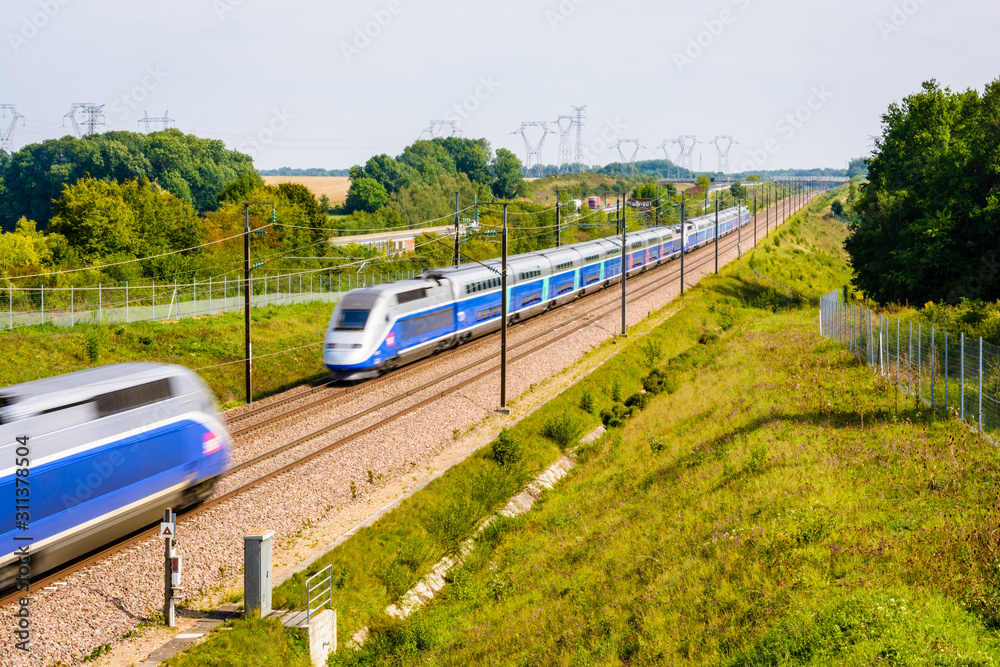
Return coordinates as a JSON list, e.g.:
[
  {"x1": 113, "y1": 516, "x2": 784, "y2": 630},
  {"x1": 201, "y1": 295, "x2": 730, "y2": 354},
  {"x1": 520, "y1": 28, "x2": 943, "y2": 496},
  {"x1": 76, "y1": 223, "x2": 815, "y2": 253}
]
[
  {"x1": 125, "y1": 282, "x2": 129, "y2": 323},
  {"x1": 194, "y1": 279, "x2": 197, "y2": 317},
  {"x1": 153, "y1": 280, "x2": 156, "y2": 320},
  {"x1": 71, "y1": 286, "x2": 74, "y2": 327},
  {"x1": 909, "y1": 322, "x2": 913, "y2": 396},
  {"x1": 961, "y1": 332, "x2": 965, "y2": 422},
  {"x1": 224, "y1": 277, "x2": 228, "y2": 313},
  {"x1": 8, "y1": 282, "x2": 11, "y2": 330},
  {"x1": 896, "y1": 317, "x2": 900, "y2": 386},
  {"x1": 209, "y1": 277, "x2": 212, "y2": 315},
  {"x1": 979, "y1": 337, "x2": 984, "y2": 433},
  {"x1": 944, "y1": 331, "x2": 949, "y2": 415},
  {"x1": 99, "y1": 283, "x2": 103, "y2": 323},
  {"x1": 40, "y1": 285, "x2": 44, "y2": 324},
  {"x1": 264, "y1": 274, "x2": 268, "y2": 303},
  {"x1": 918, "y1": 323, "x2": 922, "y2": 399},
  {"x1": 931, "y1": 326, "x2": 935, "y2": 411}
]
